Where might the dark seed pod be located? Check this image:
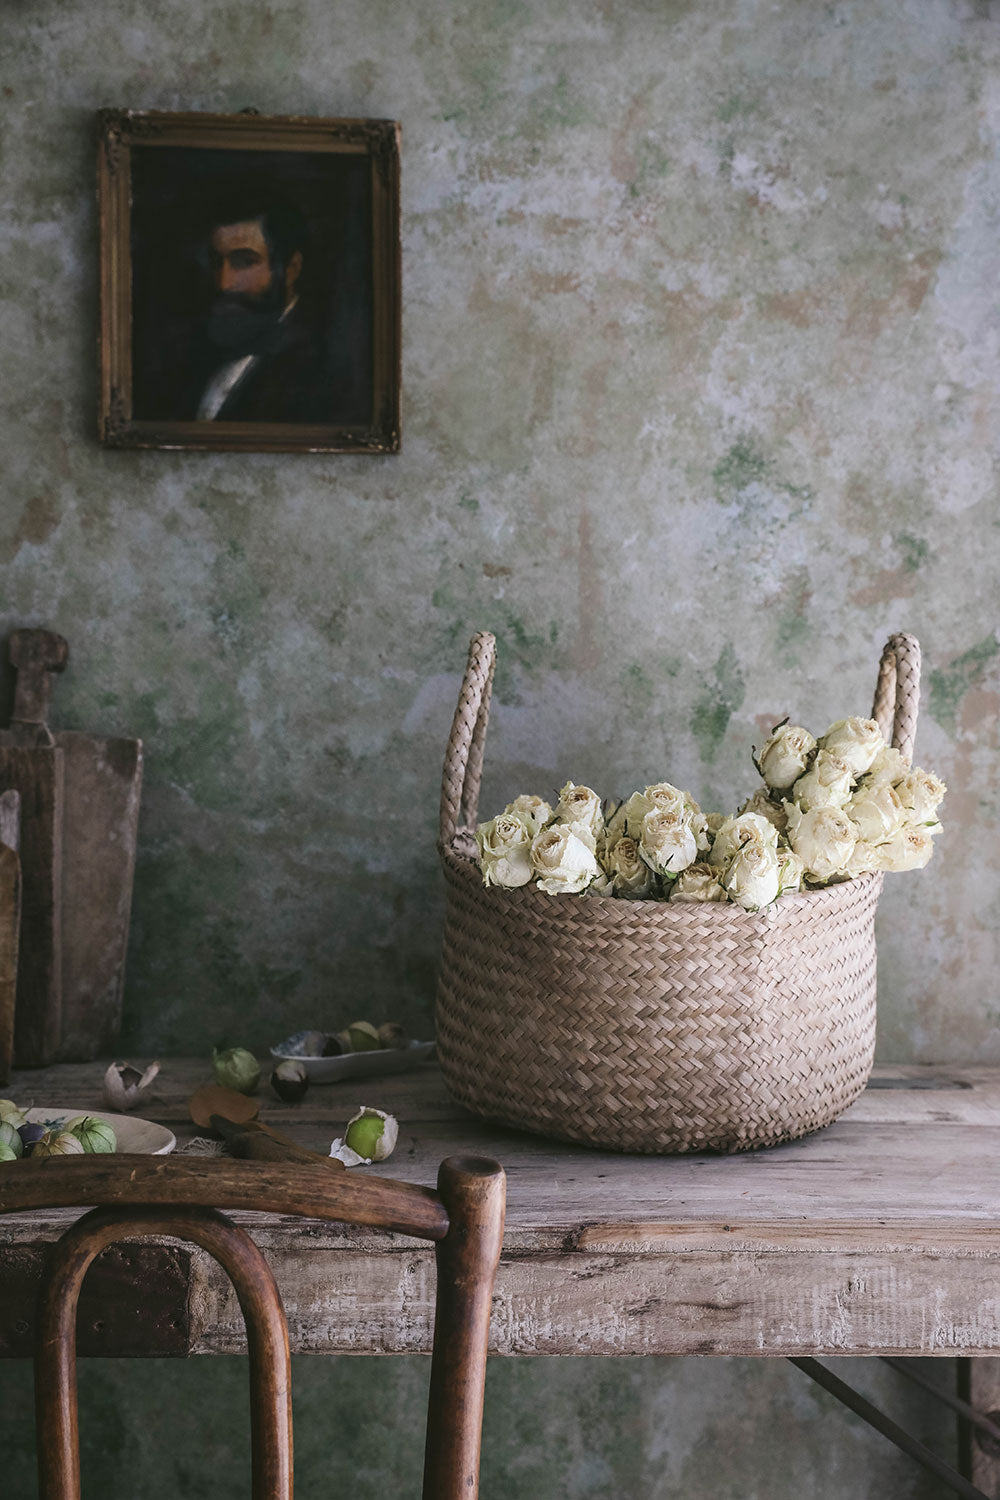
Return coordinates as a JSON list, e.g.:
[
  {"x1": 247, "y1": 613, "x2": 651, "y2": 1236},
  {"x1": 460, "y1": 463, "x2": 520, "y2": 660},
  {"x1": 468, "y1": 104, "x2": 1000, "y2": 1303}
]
[
  {"x1": 270, "y1": 1061, "x2": 309, "y2": 1103},
  {"x1": 18, "y1": 1122, "x2": 47, "y2": 1155}
]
